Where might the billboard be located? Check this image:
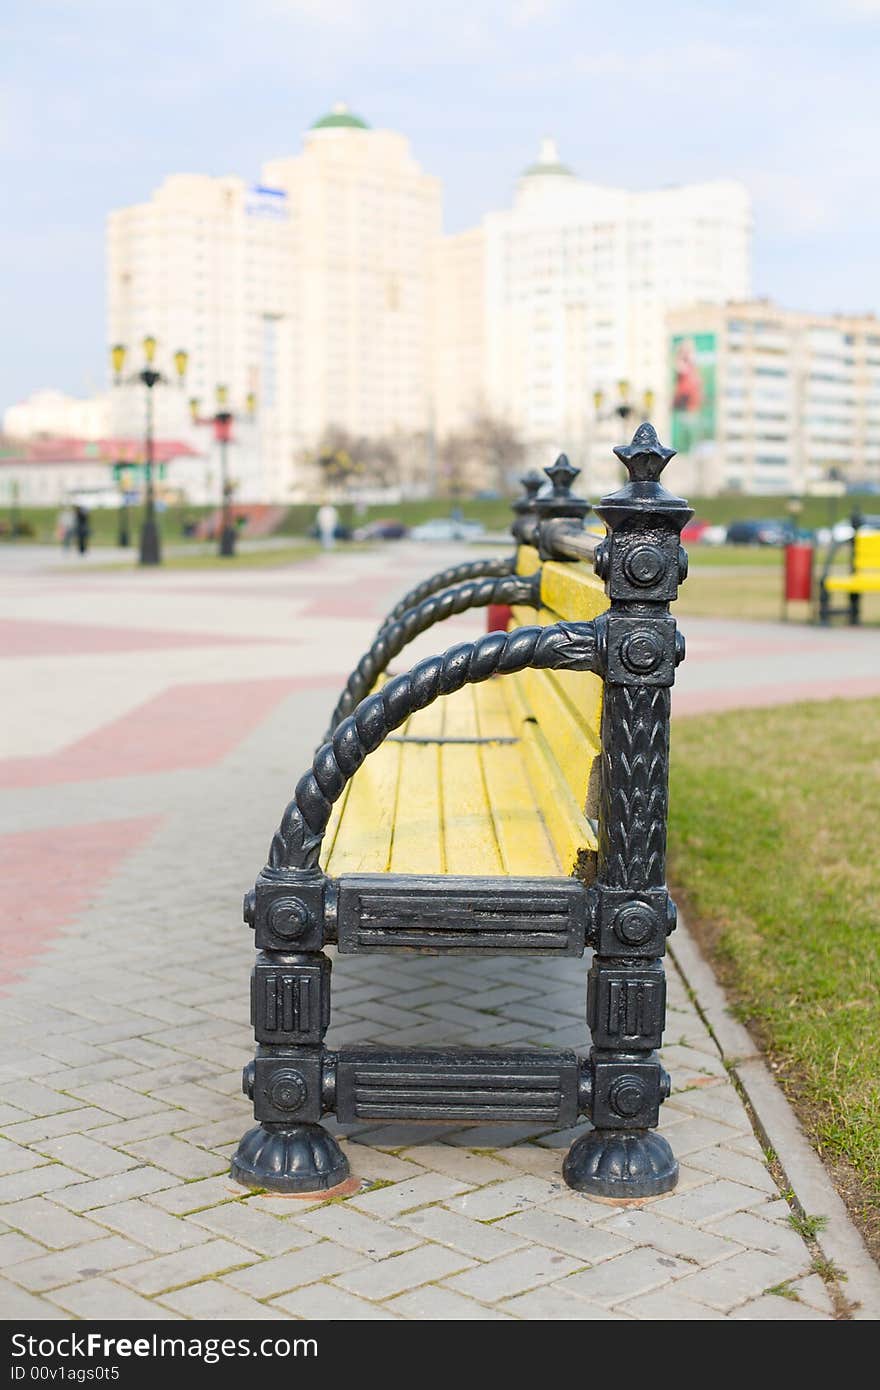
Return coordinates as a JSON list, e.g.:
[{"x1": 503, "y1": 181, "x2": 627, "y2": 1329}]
[
  {"x1": 670, "y1": 332, "x2": 716, "y2": 453},
  {"x1": 245, "y1": 185, "x2": 289, "y2": 220}
]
